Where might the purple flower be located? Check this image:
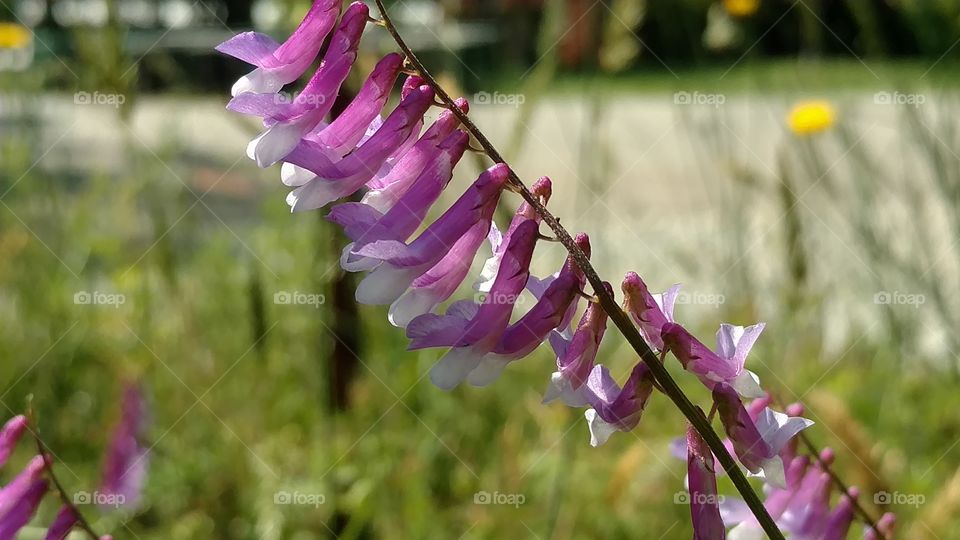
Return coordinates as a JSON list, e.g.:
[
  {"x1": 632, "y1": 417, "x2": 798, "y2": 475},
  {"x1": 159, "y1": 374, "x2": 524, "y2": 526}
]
[
  {"x1": 621, "y1": 272, "x2": 679, "y2": 352},
  {"x1": 822, "y1": 488, "x2": 858, "y2": 540},
  {"x1": 0, "y1": 455, "x2": 46, "y2": 517},
  {"x1": 864, "y1": 513, "x2": 895, "y2": 540},
  {"x1": 284, "y1": 85, "x2": 436, "y2": 211},
  {"x1": 713, "y1": 383, "x2": 812, "y2": 488},
  {"x1": 331, "y1": 129, "x2": 470, "y2": 273},
  {"x1": 686, "y1": 425, "x2": 726, "y2": 540},
  {"x1": 354, "y1": 164, "x2": 510, "y2": 305},
  {"x1": 228, "y1": 6, "x2": 382, "y2": 167},
  {"x1": 407, "y1": 219, "x2": 540, "y2": 390},
  {"x1": 0, "y1": 415, "x2": 27, "y2": 468},
  {"x1": 661, "y1": 322, "x2": 766, "y2": 398},
  {"x1": 582, "y1": 362, "x2": 655, "y2": 446},
  {"x1": 542, "y1": 281, "x2": 610, "y2": 407},
  {"x1": 44, "y1": 505, "x2": 79, "y2": 540},
  {"x1": 0, "y1": 478, "x2": 47, "y2": 538},
  {"x1": 99, "y1": 383, "x2": 149, "y2": 511},
  {"x1": 217, "y1": 0, "x2": 341, "y2": 96}
]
